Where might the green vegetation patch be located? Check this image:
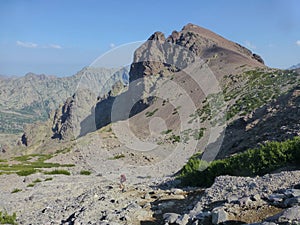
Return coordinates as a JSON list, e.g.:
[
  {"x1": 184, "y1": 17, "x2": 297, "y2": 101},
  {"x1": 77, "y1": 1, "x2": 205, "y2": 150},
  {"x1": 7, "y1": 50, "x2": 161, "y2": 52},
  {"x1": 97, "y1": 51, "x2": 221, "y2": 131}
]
[
  {"x1": 145, "y1": 108, "x2": 158, "y2": 117},
  {"x1": 11, "y1": 188, "x2": 22, "y2": 194},
  {"x1": 168, "y1": 134, "x2": 181, "y2": 143},
  {"x1": 109, "y1": 154, "x2": 125, "y2": 160},
  {"x1": 44, "y1": 170, "x2": 71, "y2": 175},
  {"x1": 0, "y1": 153, "x2": 74, "y2": 176},
  {"x1": 0, "y1": 210, "x2": 17, "y2": 225},
  {"x1": 179, "y1": 136, "x2": 300, "y2": 187},
  {"x1": 80, "y1": 170, "x2": 91, "y2": 175},
  {"x1": 161, "y1": 129, "x2": 173, "y2": 135}
]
